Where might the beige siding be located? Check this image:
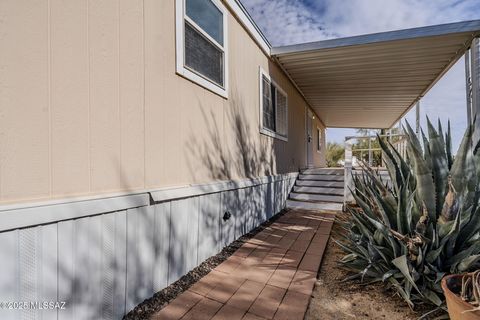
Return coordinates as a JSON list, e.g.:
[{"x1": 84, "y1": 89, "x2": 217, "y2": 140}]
[{"x1": 0, "y1": 0, "x2": 326, "y2": 204}]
